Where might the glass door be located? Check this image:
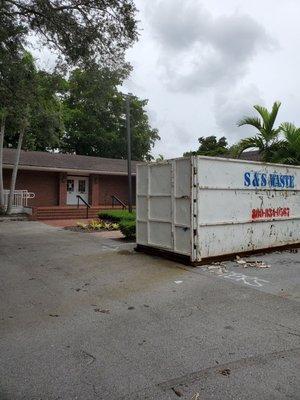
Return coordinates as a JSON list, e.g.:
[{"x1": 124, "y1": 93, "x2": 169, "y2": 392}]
[{"x1": 67, "y1": 176, "x2": 89, "y2": 205}]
